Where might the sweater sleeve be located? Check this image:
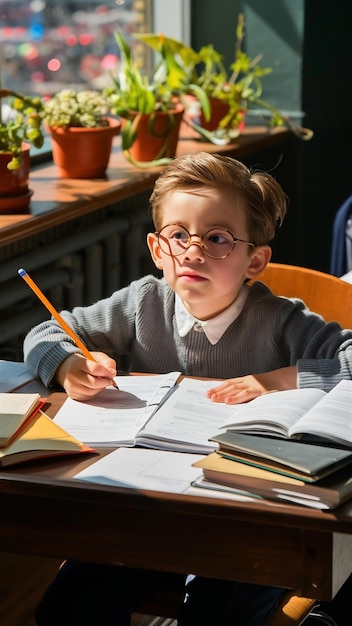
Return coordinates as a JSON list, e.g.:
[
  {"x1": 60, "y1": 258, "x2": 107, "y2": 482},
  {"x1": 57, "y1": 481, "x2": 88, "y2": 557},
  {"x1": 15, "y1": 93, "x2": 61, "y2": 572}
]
[
  {"x1": 248, "y1": 282, "x2": 352, "y2": 392},
  {"x1": 297, "y1": 346, "x2": 352, "y2": 391},
  {"x1": 23, "y1": 275, "x2": 163, "y2": 387}
]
